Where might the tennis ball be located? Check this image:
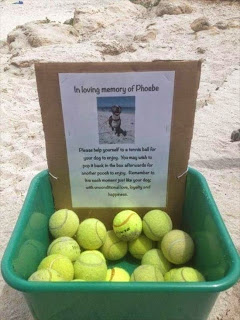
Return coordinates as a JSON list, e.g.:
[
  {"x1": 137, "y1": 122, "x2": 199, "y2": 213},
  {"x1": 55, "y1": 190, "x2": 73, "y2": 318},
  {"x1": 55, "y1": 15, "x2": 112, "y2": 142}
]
[
  {"x1": 205, "y1": 264, "x2": 226, "y2": 281},
  {"x1": 19, "y1": 239, "x2": 46, "y2": 261},
  {"x1": 130, "y1": 265, "x2": 164, "y2": 282},
  {"x1": 106, "y1": 267, "x2": 130, "y2": 282},
  {"x1": 74, "y1": 251, "x2": 107, "y2": 281},
  {"x1": 171, "y1": 267, "x2": 205, "y2": 282},
  {"x1": 38, "y1": 254, "x2": 74, "y2": 281},
  {"x1": 193, "y1": 231, "x2": 222, "y2": 266},
  {"x1": 141, "y1": 249, "x2": 172, "y2": 275},
  {"x1": 113, "y1": 210, "x2": 142, "y2": 241},
  {"x1": 13, "y1": 240, "x2": 46, "y2": 279},
  {"x1": 101, "y1": 230, "x2": 128, "y2": 260},
  {"x1": 76, "y1": 218, "x2": 107, "y2": 250},
  {"x1": 28, "y1": 268, "x2": 65, "y2": 282},
  {"x1": 161, "y1": 230, "x2": 194, "y2": 264},
  {"x1": 47, "y1": 237, "x2": 81, "y2": 262},
  {"x1": 143, "y1": 209, "x2": 172, "y2": 241},
  {"x1": 49, "y1": 209, "x2": 79, "y2": 238},
  {"x1": 81, "y1": 250, "x2": 106, "y2": 262},
  {"x1": 24, "y1": 212, "x2": 48, "y2": 241},
  {"x1": 72, "y1": 279, "x2": 85, "y2": 282},
  {"x1": 164, "y1": 268, "x2": 178, "y2": 281},
  {"x1": 129, "y1": 234, "x2": 154, "y2": 260}
]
